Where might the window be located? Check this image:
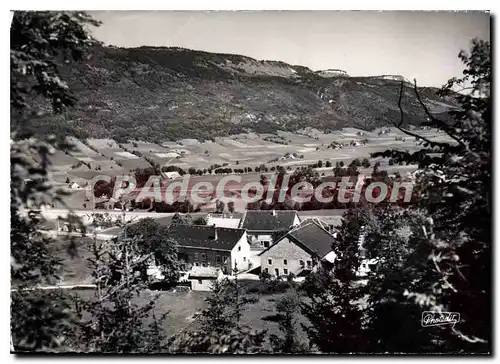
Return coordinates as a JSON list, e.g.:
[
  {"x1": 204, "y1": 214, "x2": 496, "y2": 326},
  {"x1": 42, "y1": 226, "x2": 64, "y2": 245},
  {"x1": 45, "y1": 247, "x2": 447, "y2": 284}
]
[
  {"x1": 300, "y1": 260, "x2": 305, "y2": 267},
  {"x1": 268, "y1": 259, "x2": 273, "y2": 265},
  {"x1": 194, "y1": 252, "x2": 199, "y2": 260},
  {"x1": 198, "y1": 279, "x2": 203, "y2": 284},
  {"x1": 238, "y1": 246, "x2": 241, "y2": 251},
  {"x1": 194, "y1": 262, "x2": 200, "y2": 267},
  {"x1": 275, "y1": 268, "x2": 279, "y2": 276},
  {"x1": 306, "y1": 260, "x2": 312, "y2": 268},
  {"x1": 216, "y1": 255, "x2": 221, "y2": 263},
  {"x1": 284, "y1": 268, "x2": 288, "y2": 275},
  {"x1": 263, "y1": 241, "x2": 270, "y2": 248},
  {"x1": 202, "y1": 263, "x2": 207, "y2": 267},
  {"x1": 264, "y1": 268, "x2": 269, "y2": 273},
  {"x1": 201, "y1": 253, "x2": 206, "y2": 261},
  {"x1": 223, "y1": 256, "x2": 229, "y2": 263},
  {"x1": 284, "y1": 259, "x2": 287, "y2": 265},
  {"x1": 243, "y1": 257, "x2": 246, "y2": 261}
]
